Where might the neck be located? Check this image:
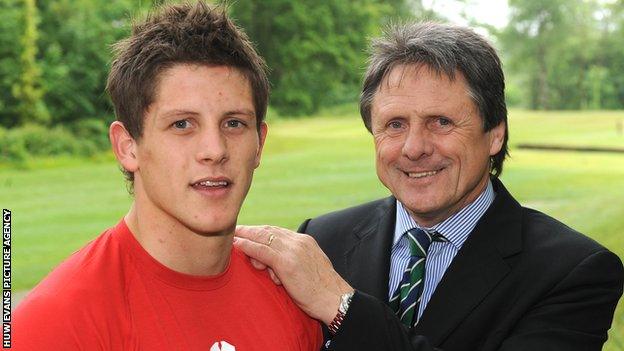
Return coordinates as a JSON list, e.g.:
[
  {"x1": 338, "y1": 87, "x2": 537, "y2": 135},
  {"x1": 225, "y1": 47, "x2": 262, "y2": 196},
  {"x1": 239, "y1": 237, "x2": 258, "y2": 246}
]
[{"x1": 124, "y1": 203, "x2": 232, "y2": 276}]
